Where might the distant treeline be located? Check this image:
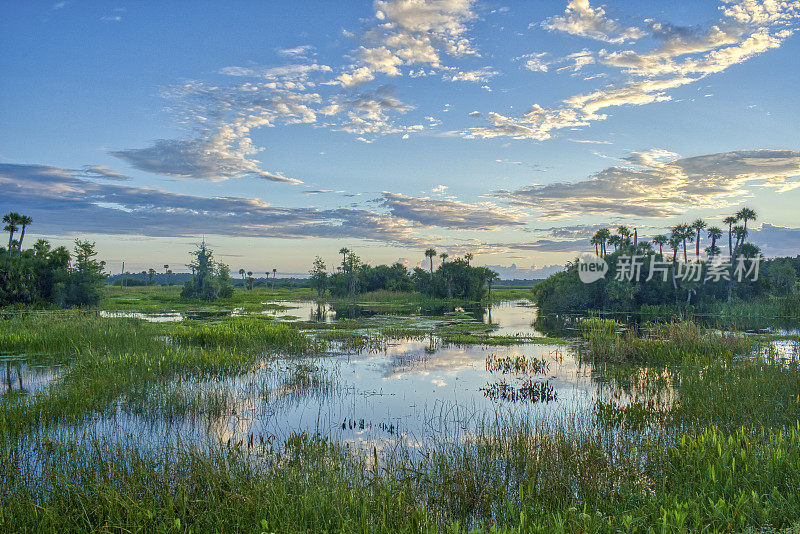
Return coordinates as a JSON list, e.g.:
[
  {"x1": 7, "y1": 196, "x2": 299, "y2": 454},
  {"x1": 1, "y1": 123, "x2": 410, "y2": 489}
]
[
  {"x1": 108, "y1": 272, "x2": 312, "y2": 289},
  {"x1": 310, "y1": 248, "x2": 499, "y2": 300},
  {"x1": 493, "y1": 279, "x2": 545, "y2": 288},
  {"x1": 1, "y1": 212, "x2": 106, "y2": 306}
]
